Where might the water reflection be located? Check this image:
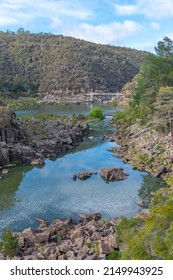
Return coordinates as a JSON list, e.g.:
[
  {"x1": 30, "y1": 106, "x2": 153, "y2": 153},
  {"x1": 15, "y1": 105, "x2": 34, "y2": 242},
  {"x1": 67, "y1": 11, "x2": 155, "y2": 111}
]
[
  {"x1": 0, "y1": 107, "x2": 168, "y2": 235},
  {"x1": 16, "y1": 104, "x2": 117, "y2": 118},
  {"x1": 0, "y1": 165, "x2": 33, "y2": 210},
  {"x1": 138, "y1": 173, "x2": 167, "y2": 206}
]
